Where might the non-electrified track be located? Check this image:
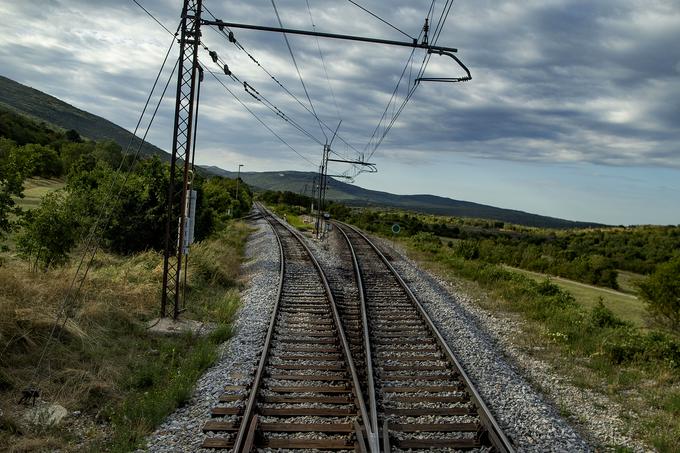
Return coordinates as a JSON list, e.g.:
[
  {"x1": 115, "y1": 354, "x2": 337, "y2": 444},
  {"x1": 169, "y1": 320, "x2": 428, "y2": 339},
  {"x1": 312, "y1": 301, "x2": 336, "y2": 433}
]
[
  {"x1": 202, "y1": 206, "x2": 371, "y2": 451},
  {"x1": 333, "y1": 221, "x2": 513, "y2": 452}
]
